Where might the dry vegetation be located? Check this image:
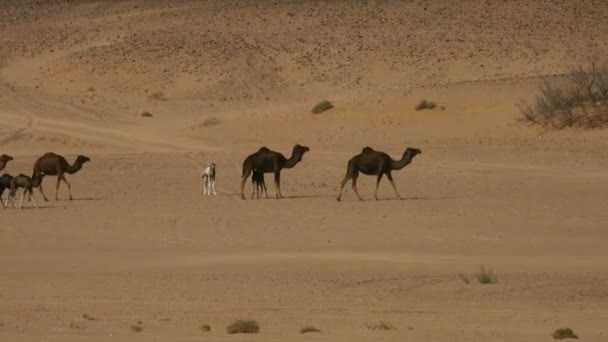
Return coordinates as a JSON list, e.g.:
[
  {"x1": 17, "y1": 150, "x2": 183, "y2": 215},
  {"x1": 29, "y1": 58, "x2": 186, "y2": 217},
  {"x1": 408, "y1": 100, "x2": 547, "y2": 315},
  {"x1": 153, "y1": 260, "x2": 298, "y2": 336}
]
[
  {"x1": 552, "y1": 327, "x2": 578, "y2": 340},
  {"x1": 365, "y1": 321, "x2": 397, "y2": 331},
  {"x1": 300, "y1": 325, "x2": 322, "y2": 334},
  {"x1": 226, "y1": 320, "x2": 260, "y2": 334},
  {"x1": 199, "y1": 324, "x2": 211, "y2": 332},
  {"x1": 519, "y1": 60, "x2": 608, "y2": 129},
  {"x1": 312, "y1": 100, "x2": 334, "y2": 114}
]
